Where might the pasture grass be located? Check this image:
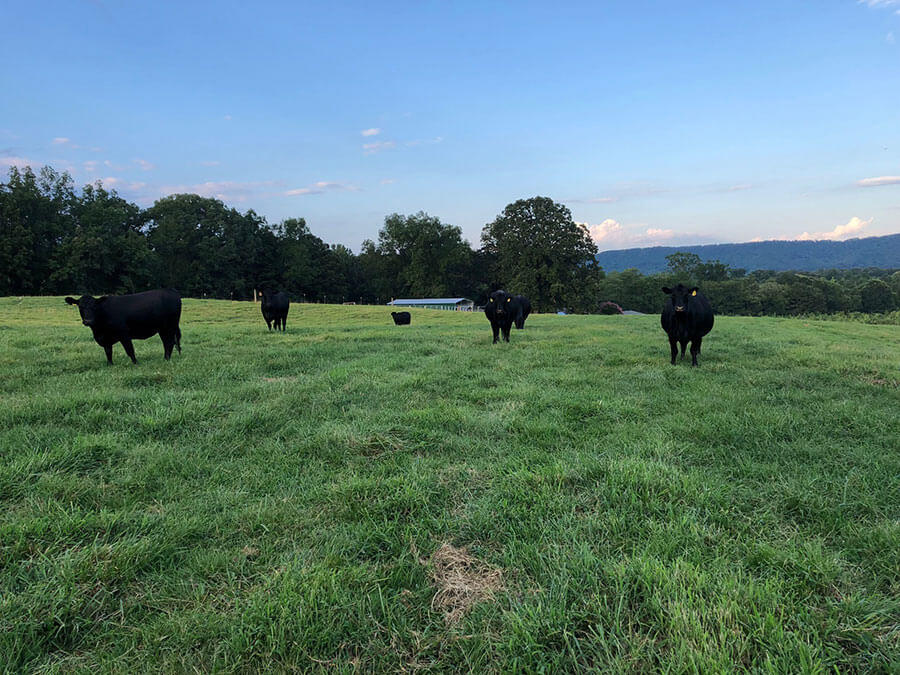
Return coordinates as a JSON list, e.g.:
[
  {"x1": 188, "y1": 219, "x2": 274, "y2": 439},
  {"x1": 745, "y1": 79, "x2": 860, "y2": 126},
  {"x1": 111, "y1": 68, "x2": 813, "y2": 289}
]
[{"x1": 0, "y1": 297, "x2": 898, "y2": 672}]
